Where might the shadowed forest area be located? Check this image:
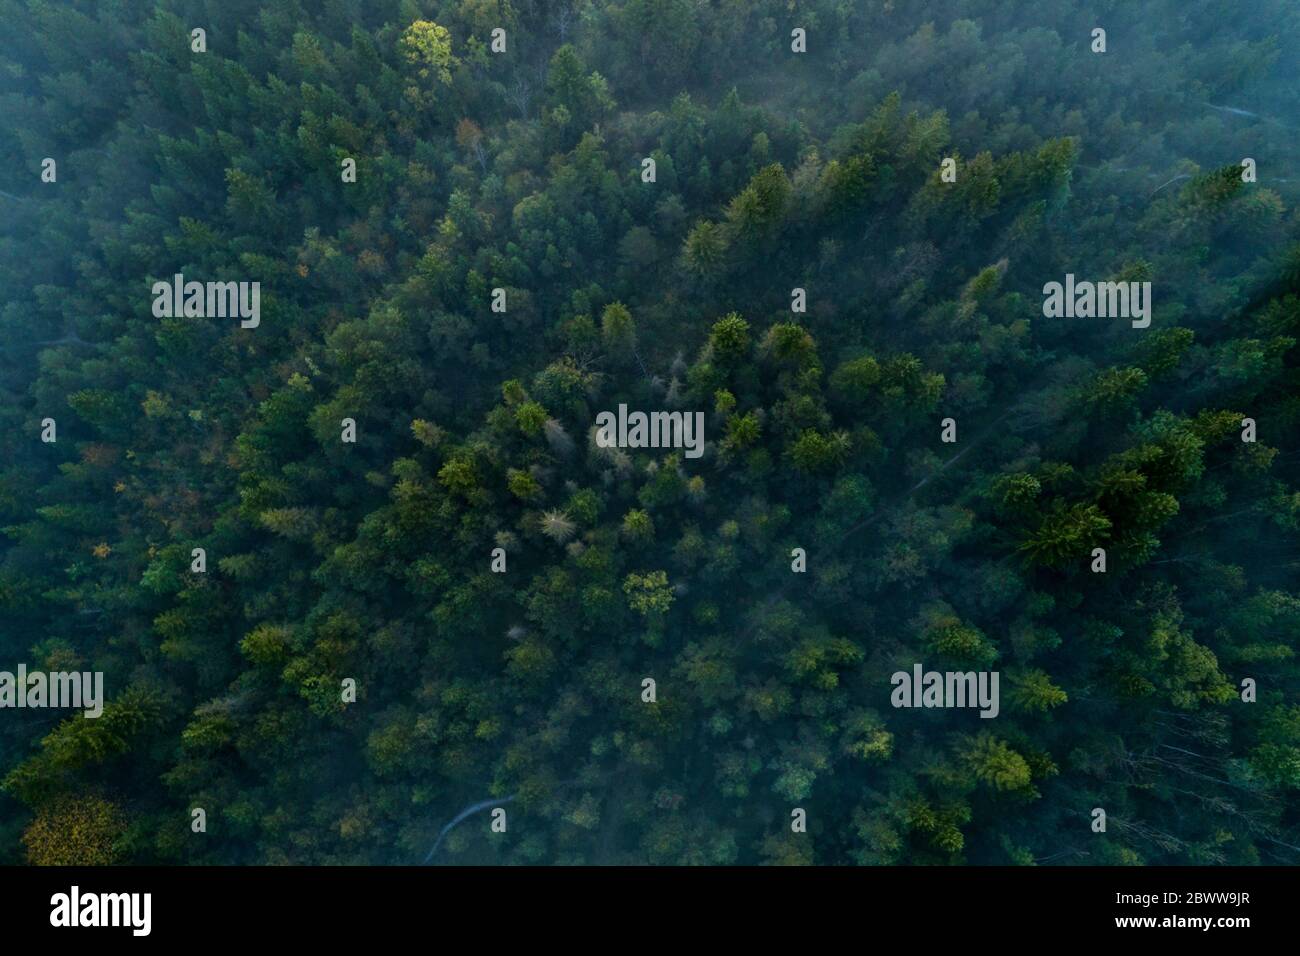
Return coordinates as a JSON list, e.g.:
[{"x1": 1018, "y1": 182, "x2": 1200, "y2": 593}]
[{"x1": 1, "y1": 0, "x2": 1299, "y2": 866}]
